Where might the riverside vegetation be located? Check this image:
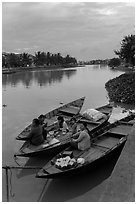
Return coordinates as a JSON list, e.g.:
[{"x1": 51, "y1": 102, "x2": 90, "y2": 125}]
[
  {"x1": 105, "y1": 34, "x2": 135, "y2": 105},
  {"x1": 105, "y1": 72, "x2": 135, "y2": 104}
]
